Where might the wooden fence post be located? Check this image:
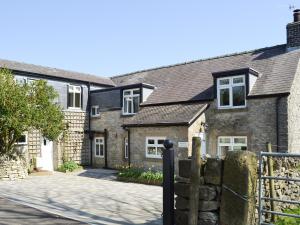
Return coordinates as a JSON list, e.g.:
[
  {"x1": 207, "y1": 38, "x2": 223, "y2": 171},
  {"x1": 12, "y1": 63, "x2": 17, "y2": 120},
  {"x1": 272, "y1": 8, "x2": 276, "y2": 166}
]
[
  {"x1": 188, "y1": 137, "x2": 202, "y2": 225},
  {"x1": 266, "y1": 142, "x2": 276, "y2": 222}
]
